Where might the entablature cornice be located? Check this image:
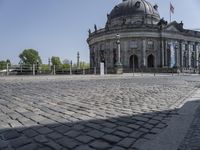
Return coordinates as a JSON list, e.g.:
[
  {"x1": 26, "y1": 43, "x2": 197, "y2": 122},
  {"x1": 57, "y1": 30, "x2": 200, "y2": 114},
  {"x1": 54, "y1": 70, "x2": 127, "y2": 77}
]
[{"x1": 88, "y1": 30, "x2": 200, "y2": 45}]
